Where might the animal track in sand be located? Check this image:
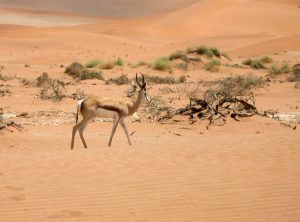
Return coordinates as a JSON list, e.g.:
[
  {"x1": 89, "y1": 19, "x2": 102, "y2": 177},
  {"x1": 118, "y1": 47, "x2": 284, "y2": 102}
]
[
  {"x1": 5, "y1": 186, "x2": 24, "y2": 191},
  {"x1": 8, "y1": 194, "x2": 26, "y2": 201},
  {"x1": 48, "y1": 210, "x2": 84, "y2": 219}
]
